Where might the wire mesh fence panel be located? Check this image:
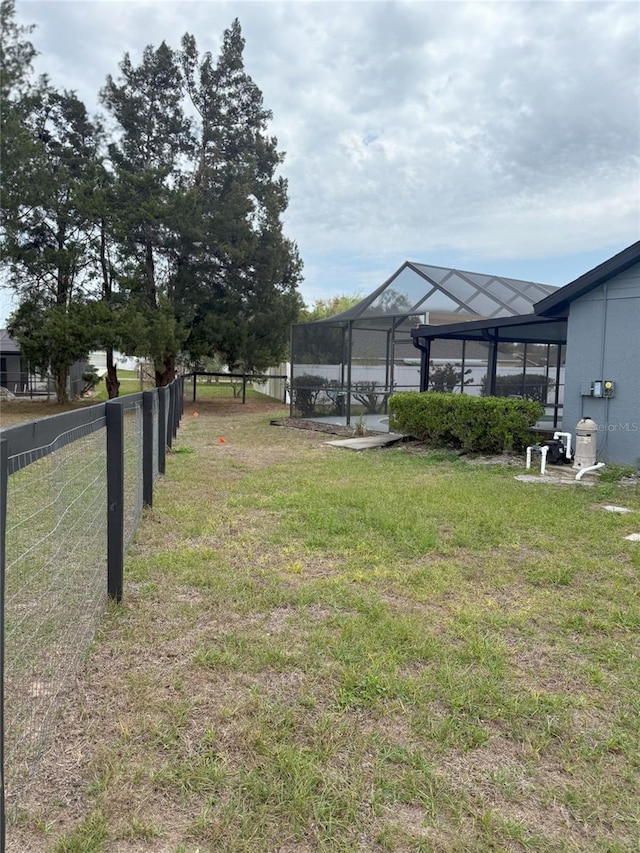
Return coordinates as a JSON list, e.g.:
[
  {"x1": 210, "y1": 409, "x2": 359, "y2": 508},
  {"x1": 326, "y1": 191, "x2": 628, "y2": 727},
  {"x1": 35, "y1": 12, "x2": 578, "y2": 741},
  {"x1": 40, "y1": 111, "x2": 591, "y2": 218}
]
[
  {"x1": 123, "y1": 403, "x2": 143, "y2": 552},
  {"x1": 3, "y1": 422, "x2": 107, "y2": 810},
  {"x1": 1, "y1": 380, "x2": 183, "y2": 837}
]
